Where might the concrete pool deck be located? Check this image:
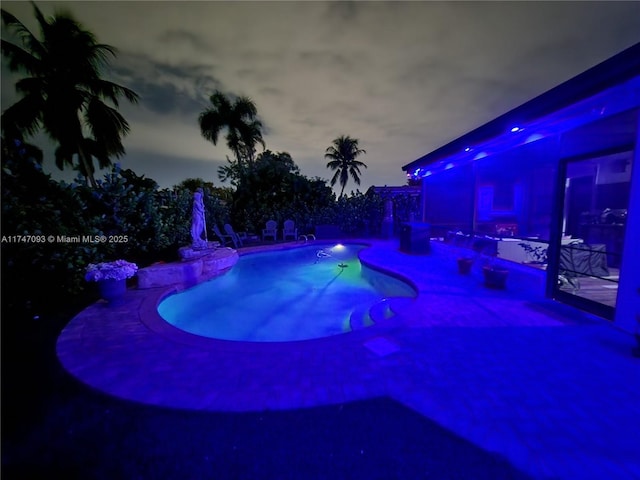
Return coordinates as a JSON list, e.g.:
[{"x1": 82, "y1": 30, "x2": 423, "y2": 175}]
[{"x1": 56, "y1": 240, "x2": 640, "y2": 479}]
